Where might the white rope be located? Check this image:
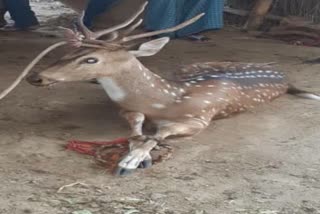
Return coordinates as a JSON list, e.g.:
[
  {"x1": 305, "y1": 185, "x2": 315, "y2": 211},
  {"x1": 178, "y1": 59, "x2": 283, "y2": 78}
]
[{"x1": 0, "y1": 41, "x2": 67, "y2": 101}]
